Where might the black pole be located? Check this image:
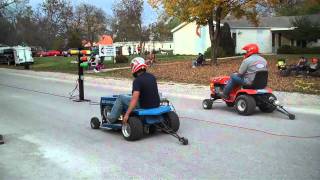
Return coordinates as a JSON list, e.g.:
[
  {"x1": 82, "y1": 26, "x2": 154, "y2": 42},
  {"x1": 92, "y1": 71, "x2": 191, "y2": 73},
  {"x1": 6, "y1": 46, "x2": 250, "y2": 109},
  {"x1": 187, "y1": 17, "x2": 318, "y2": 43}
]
[
  {"x1": 0, "y1": 134, "x2": 4, "y2": 144},
  {"x1": 78, "y1": 48, "x2": 84, "y2": 101}
]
